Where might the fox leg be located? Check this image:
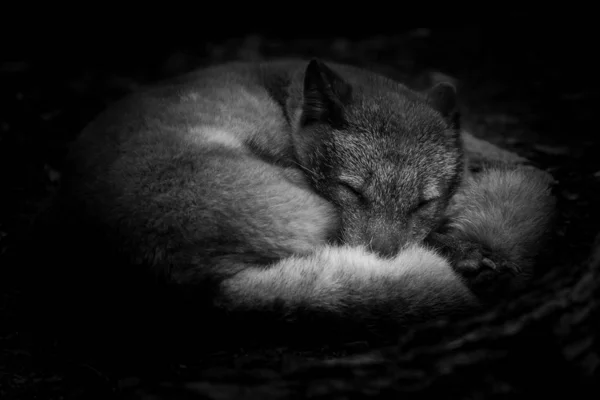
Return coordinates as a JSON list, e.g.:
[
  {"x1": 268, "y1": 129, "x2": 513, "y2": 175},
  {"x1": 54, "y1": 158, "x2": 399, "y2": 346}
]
[{"x1": 428, "y1": 165, "x2": 556, "y2": 300}]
